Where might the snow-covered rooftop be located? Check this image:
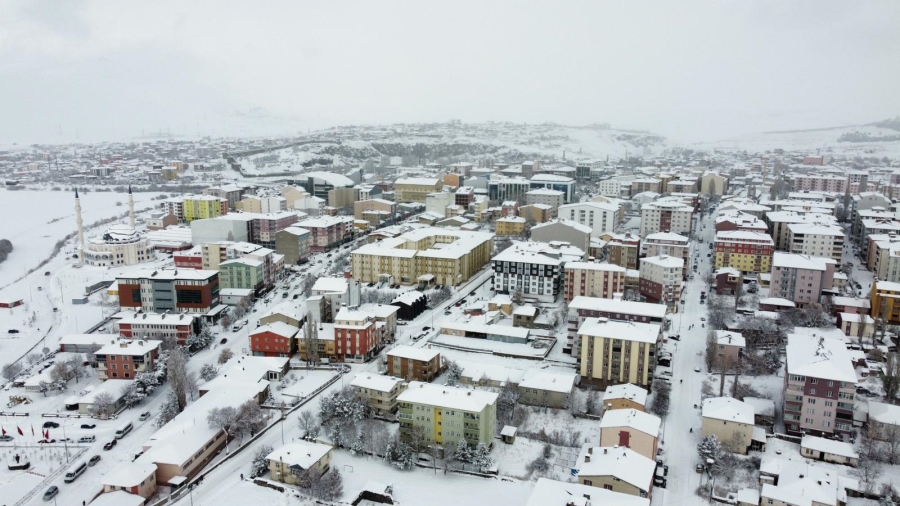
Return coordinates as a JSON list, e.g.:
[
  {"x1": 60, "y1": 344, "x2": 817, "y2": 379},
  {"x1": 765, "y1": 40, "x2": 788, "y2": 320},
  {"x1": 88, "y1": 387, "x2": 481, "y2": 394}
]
[
  {"x1": 102, "y1": 462, "x2": 158, "y2": 488},
  {"x1": 266, "y1": 441, "x2": 332, "y2": 470},
  {"x1": 518, "y1": 371, "x2": 577, "y2": 394},
  {"x1": 599, "y1": 408, "x2": 660, "y2": 437},
  {"x1": 801, "y1": 435, "x2": 858, "y2": 460},
  {"x1": 702, "y1": 397, "x2": 754, "y2": 425},
  {"x1": 772, "y1": 252, "x2": 836, "y2": 271},
  {"x1": 525, "y1": 478, "x2": 649, "y2": 506},
  {"x1": 397, "y1": 381, "x2": 498, "y2": 412},
  {"x1": 569, "y1": 296, "x2": 667, "y2": 319},
  {"x1": 351, "y1": 374, "x2": 406, "y2": 392},
  {"x1": 786, "y1": 334, "x2": 857, "y2": 384},
  {"x1": 716, "y1": 330, "x2": 746, "y2": 348},
  {"x1": 95, "y1": 338, "x2": 161, "y2": 357},
  {"x1": 578, "y1": 317, "x2": 661, "y2": 344},
  {"x1": 251, "y1": 321, "x2": 299, "y2": 339},
  {"x1": 602, "y1": 384, "x2": 648, "y2": 407},
  {"x1": 574, "y1": 446, "x2": 655, "y2": 491},
  {"x1": 387, "y1": 345, "x2": 441, "y2": 362}
]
